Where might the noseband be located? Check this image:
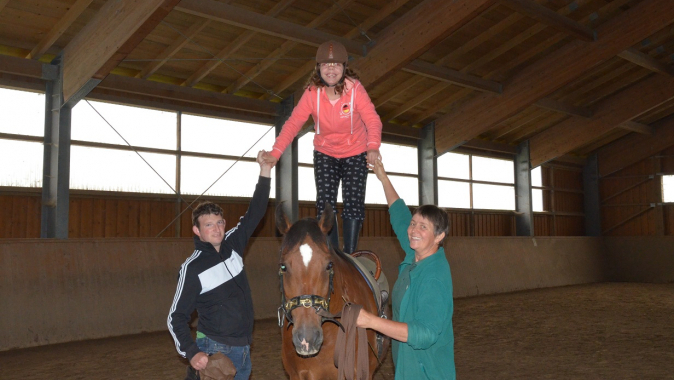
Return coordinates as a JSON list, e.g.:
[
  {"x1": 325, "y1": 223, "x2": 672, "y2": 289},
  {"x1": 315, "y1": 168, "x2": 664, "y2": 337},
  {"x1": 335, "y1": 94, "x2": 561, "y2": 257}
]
[{"x1": 277, "y1": 261, "x2": 343, "y2": 330}]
